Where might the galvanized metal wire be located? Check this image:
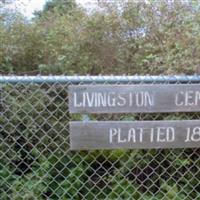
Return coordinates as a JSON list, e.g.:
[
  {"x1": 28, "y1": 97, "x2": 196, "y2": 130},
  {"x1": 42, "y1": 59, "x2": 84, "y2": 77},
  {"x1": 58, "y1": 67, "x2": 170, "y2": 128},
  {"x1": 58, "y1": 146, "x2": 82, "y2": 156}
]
[{"x1": 1, "y1": 75, "x2": 200, "y2": 200}]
